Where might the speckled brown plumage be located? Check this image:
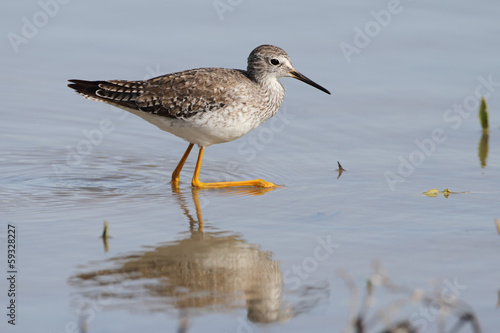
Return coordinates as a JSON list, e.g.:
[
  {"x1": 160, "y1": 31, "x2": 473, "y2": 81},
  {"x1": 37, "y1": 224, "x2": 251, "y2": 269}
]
[
  {"x1": 67, "y1": 45, "x2": 330, "y2": 188},
  {"x1": 68, "y1": 44, "x2": 330, "y2": 148},
  {"x1": 69, "y1": 68, "x2": 255, "y2": 120}
]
